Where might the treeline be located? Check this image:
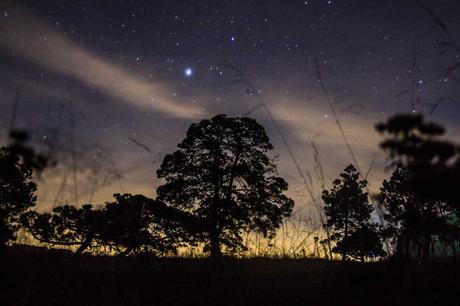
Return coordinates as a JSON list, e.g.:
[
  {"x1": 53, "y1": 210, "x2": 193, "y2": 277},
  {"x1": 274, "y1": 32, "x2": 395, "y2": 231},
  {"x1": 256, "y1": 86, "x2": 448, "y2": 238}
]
[
  {"x1": 321, "y1": 113, "x2": 460, "y2": 261},
  {"x1": 1, "y1": 113, "x2": 460, "y2": 261},
  {"x1": 1, "y1": 115, "x2": 294, "y2": 257}
]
